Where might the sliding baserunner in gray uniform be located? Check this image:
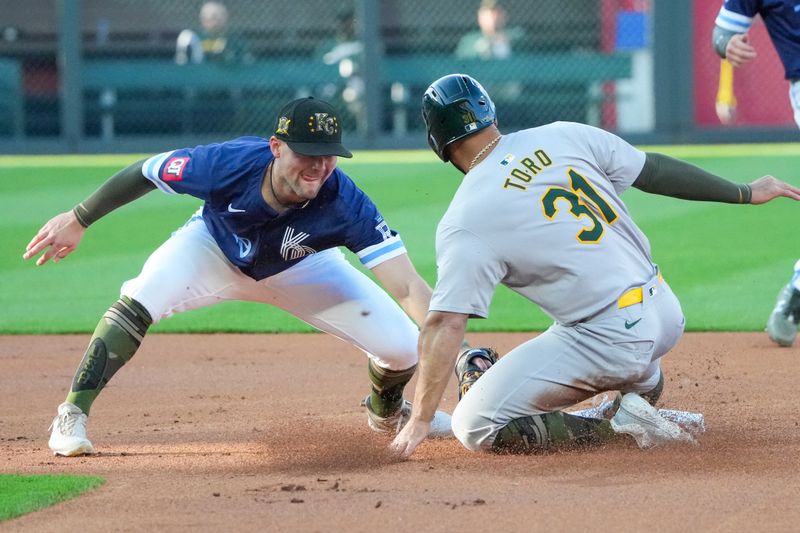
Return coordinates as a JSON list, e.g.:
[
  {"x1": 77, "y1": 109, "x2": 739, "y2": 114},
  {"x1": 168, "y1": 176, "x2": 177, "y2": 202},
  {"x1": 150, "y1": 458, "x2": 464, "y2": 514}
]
[{"x1": 390, "y1": 74, "x2": 800, "y2": 457}]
